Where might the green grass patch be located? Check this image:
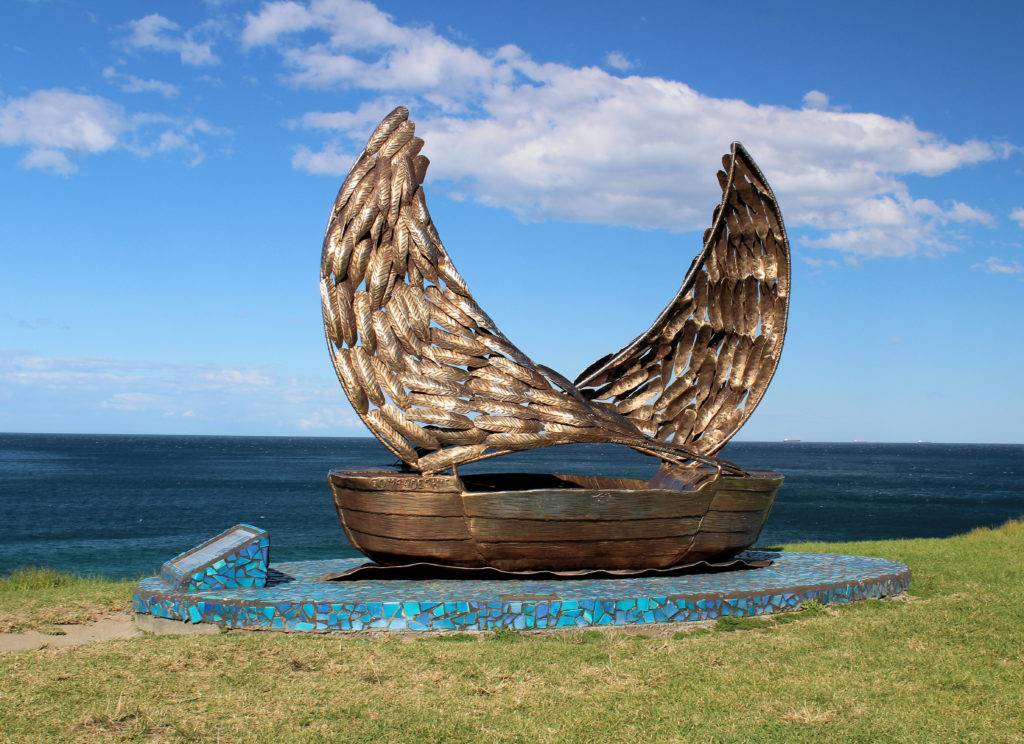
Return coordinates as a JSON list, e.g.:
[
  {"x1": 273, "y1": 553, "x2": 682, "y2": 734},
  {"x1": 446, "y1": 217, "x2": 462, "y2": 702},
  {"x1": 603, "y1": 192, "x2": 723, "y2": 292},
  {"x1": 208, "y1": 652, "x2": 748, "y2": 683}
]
[
  {"x1": 0, "y1": 567, "x2": 135, "y2": 633},
  {"x1": 0, "y1": 567, "x2": 79, "y2": 591},
  {"x1": 2, "y1": 520, "x2": 1024, "y2": 742},
  {"x1": 715, "y1": 615, "x2": 769, "y2": 632},
  {"x1": 715, "y1": 599, "x2": 831, "y2": 632},
  {"x1": 431, "y1": 633, "x2": 477, "y2": 643}
]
